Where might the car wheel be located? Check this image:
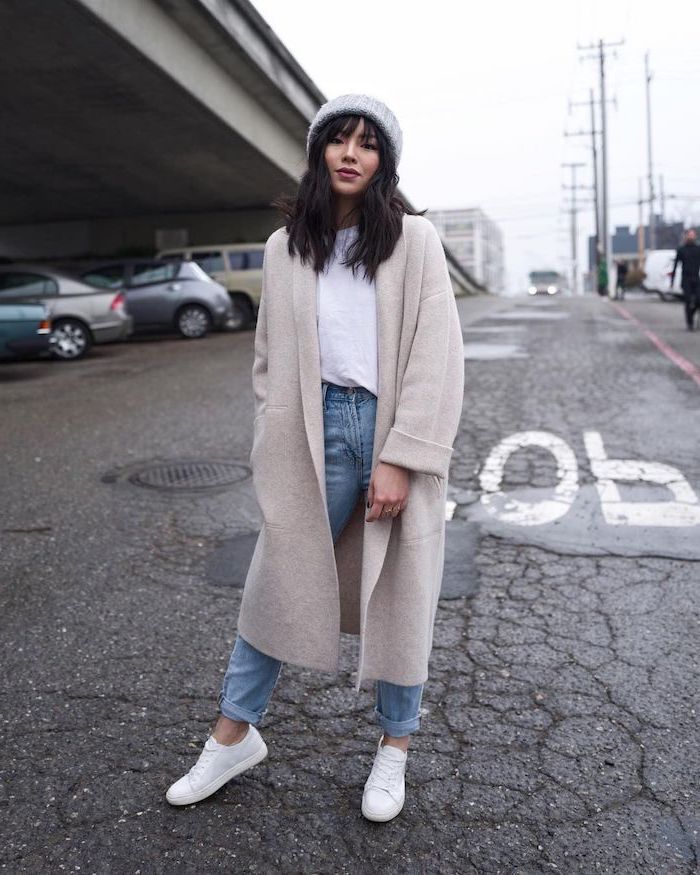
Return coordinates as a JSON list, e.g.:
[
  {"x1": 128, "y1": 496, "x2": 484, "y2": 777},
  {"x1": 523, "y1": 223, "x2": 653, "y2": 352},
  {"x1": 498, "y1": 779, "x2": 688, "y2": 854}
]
[
  {"x1": 51, "y1": 318, "x2": 93, "y2": 360},
  {"x1": 177, "y1": 304, "x2": 212, "y2": 338},
  {"x1": 228, "y1": 293, "x2": 254, "y2": 331}
]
